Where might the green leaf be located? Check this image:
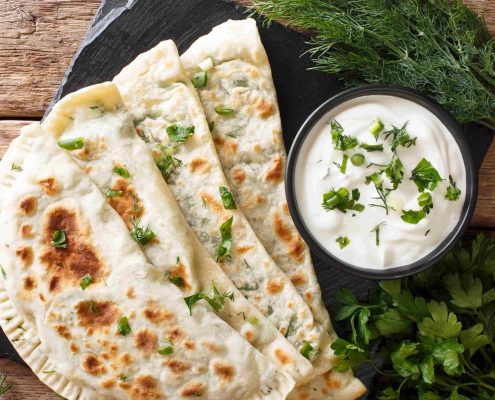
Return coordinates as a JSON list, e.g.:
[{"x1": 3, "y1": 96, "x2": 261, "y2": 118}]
[
  {"x1": 155, "y1": 145, "x2": 183, "y2": 181},
  {"x1": 333, "y1": 304, "x2": 361, "y2": 321},
  {"x1": 335, "y1": 288, "x2": 359, "y2": 305},
  {"x1": 357, "y1": 308, "x2": 371, "y2": 345},
  {"x1": 157, "y1": 340, "x2": 174, "y2": 355},
  {"x1": 112, "y1": 166, "x2": 130, "y2": 178},
  {"x1": 383, "y1": 154, "x2": 404, "y2": 189},
  {"x1": 117, "y1": 316, "x2": 131, "y2": 336},
  {"x1": 482, "y1": 288, "x2": 495, "y2": 305},
  {"x1": 377, "y1": 387, "x2": 400, "y2": 400},
  {"x1": 57, "y1": 137, "x2": 85, "y2": 151},
  {"x1": 411, "y1": 158, "x2": 443, "y2": 192},
  {"x1": 379, "y1": 280, "x2": 402, "y2": 298},
  {"x1": 448, "y1": 388, "x2": 470, "y2": 400},
  {"x1": 360, "y1": 142, "x2": 384, "y2": 152},
  {"x1": 370, "y1": 118, "x2": 384, "y2": 139},
  {"x1": 80, "y1": 274, "x2": 93, "y2": 291},
  {"x1": 166, "y1": 124, "x2": 195, "y2": 144},
  {"x1": 418, "y1": 301, "x2": 462, "y2": 339},
  {"x1": 215, "y1": 106, "x2": 235, "y2": 116},
  {"x1": 446, "y1": 175, "x2": 461, "y2": 201},
  {"x1": 192, "y1": 71, "x2": 207, "y2": 88},
  {"x1": 459, "y1": 323, "x2": 490, "y2": 356},
  {"x1": 432, "y1": 339, "x2": 464, "y2": 376},
  {"x1": 375, "y1": 309, "x2": 412, "y2": 336},
  {"x1": 418, "y1": 192, "x2": 433, "y2": 208},
  {"x1": 51, "y1": 230, "x2": 68, "y2": 248},
  {"x1": 300, "y1": 342, "x2": 317, "y2": 360},
  {"x1": 216, "y1": 216, "x2": 233, "y2": 262},
  {"x1": 165, "y1": 272, "x2": 184, "y2": 287},
  {"x1": 351, "y1": 154, "x2": 365, "y2": 166},
  {"x1": 183, "y1": 283, "x2": 234, "y2": 315},
  {"x1": 330, "y1": 119, "x2": 358, "y2": 151},
  {"x1": 331, "y1": 338, "x2": 367, "y2": 372},
  {"x1": 384, "y1": 122, "x2": 416, "y2": 152},
  {"x1": 445, "y1": 273, "x2": 483, "y2": 309},
  {"x1": 390, "y1": 341, "x2": 420, "y2": 377},
  {"x1": 419, "y1": 354, "x2": 435, "y2": 384},
  {"x1": 322, "y1": 187, "x2": 365, "y2": 213},
  {"x1": 219, "y1": 186, "x2": 237, "y2": 210},
  {"x1": 130, "y1": 221, "x2": 156, "y2": 245},
  {"x1": 336, "y1": 236, "x2": 350, "y2": 249},
  {"x1": 105, "y1": 188, "x2": 123, "y2": 198},
  {"x1": 401, "y1": 209, "x2": 427, "y2": 224}
]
